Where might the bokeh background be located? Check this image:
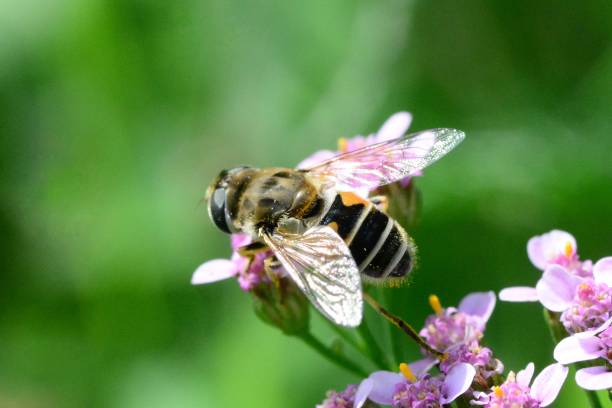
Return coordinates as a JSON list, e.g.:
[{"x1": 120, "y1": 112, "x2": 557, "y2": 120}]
[{"x1": 2, "y1": 0, "x2": 612, "y2": 407}]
